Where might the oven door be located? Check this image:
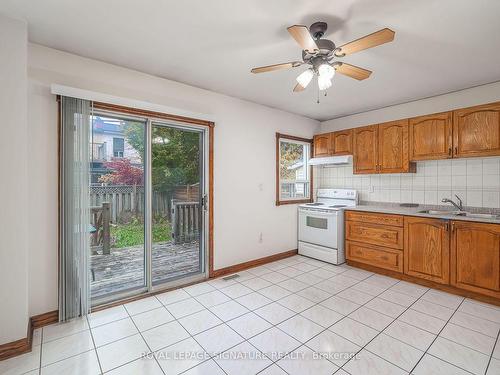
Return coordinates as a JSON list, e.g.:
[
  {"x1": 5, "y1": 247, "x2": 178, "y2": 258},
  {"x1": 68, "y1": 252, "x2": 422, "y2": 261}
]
[{"x1": 298, "y1": 208, "x2": 338, "y2": 249}]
